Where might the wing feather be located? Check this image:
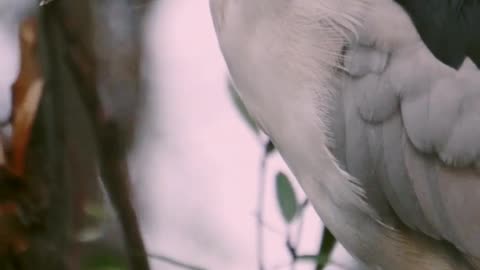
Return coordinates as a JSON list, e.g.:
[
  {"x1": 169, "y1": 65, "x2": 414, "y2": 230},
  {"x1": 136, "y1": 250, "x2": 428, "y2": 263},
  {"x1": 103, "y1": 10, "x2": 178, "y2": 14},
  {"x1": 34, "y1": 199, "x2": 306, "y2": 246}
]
[{"x1": 329, "y1": 6, "x2": 480, "y2": 260}]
